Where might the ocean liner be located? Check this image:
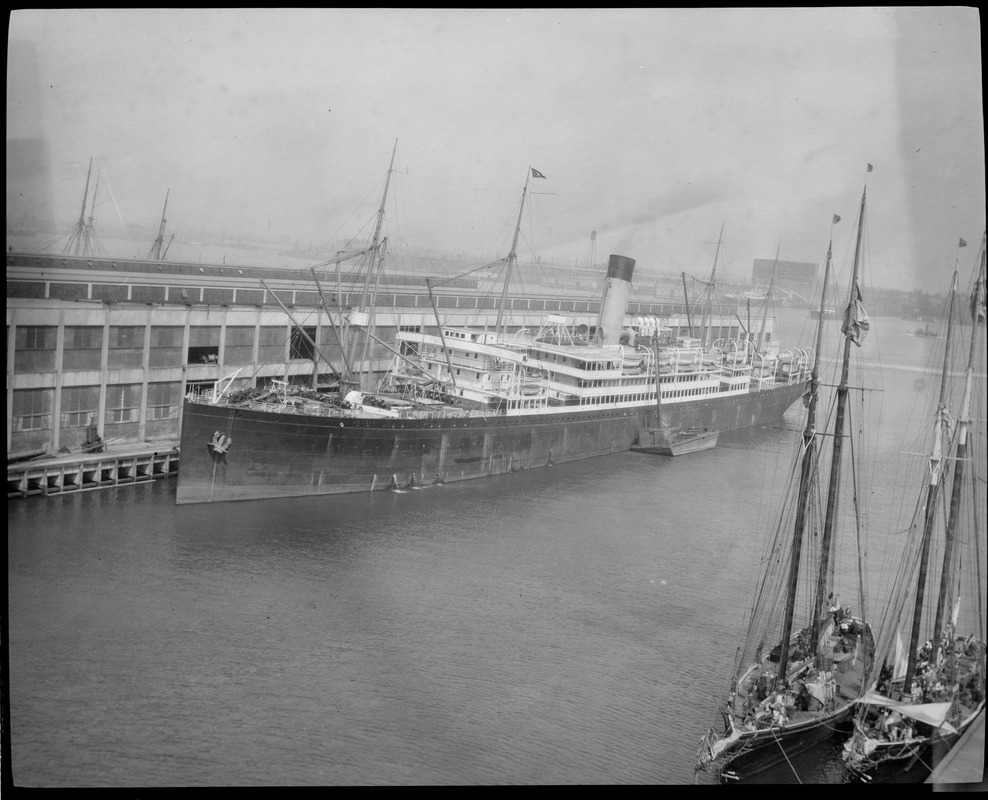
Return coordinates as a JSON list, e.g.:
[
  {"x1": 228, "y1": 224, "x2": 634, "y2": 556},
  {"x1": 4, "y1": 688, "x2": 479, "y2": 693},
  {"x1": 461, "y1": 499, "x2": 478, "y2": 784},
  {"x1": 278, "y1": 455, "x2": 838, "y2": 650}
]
[{"x1": 175, "y1": 158, "x2": 813, "y2": 505}]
